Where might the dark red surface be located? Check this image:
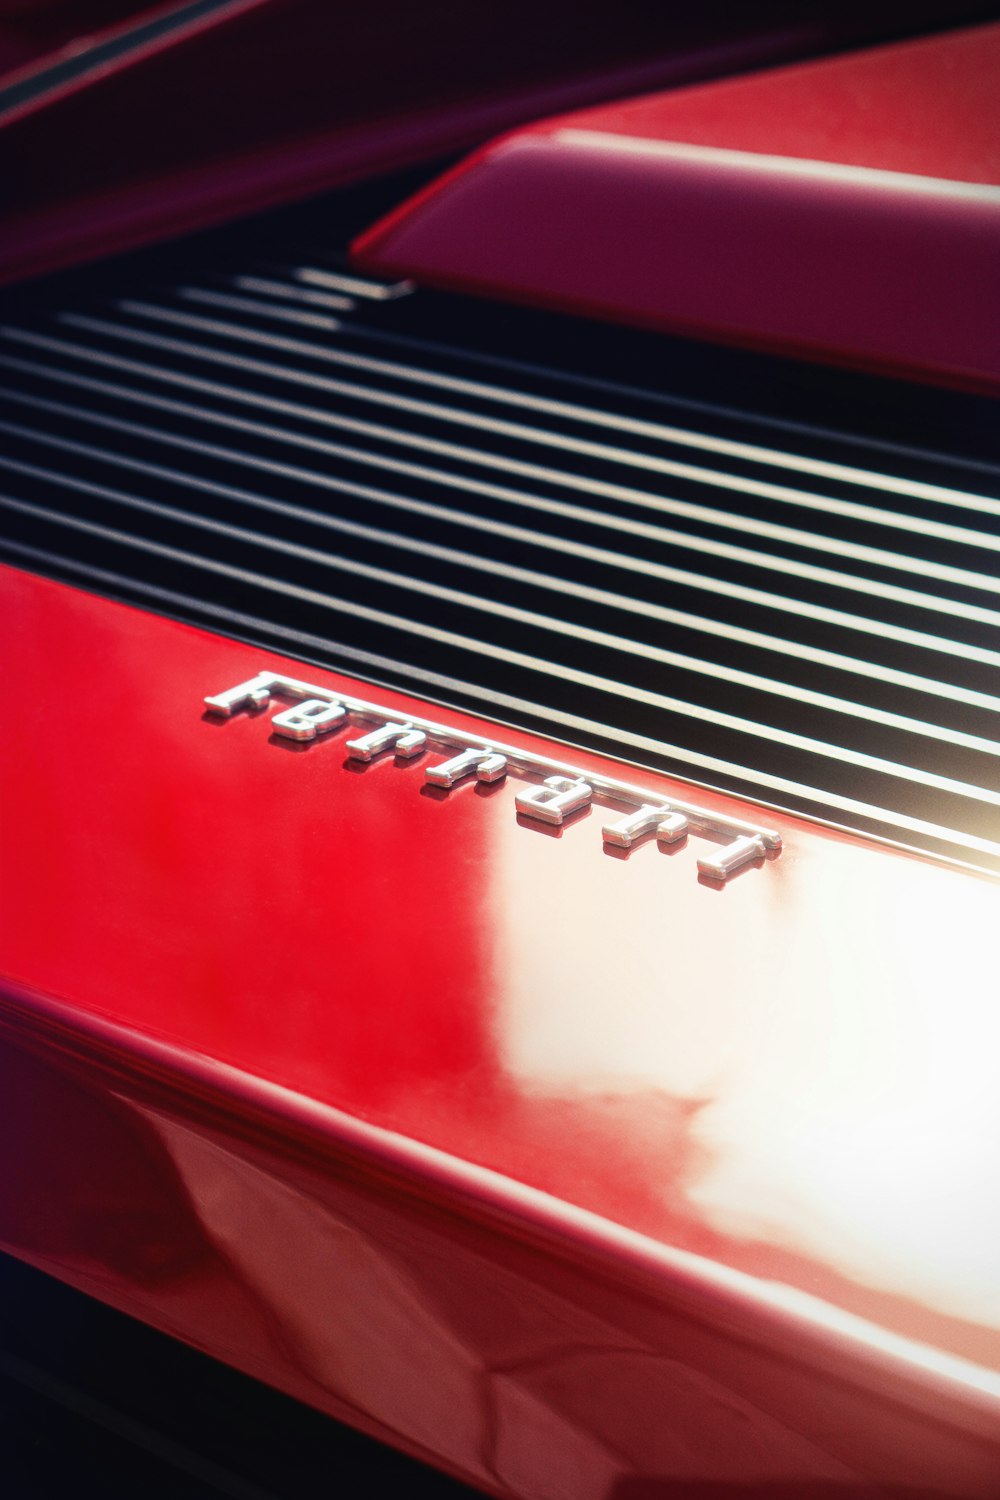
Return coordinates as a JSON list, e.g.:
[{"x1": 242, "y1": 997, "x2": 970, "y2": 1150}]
[
  {"x1": 1, "y1": 563, "x2": 999, "y2": 1494},
  {"x1": 2, "y1": 2, "x2": 994, "y2": 290},
  {"x1": 0, "y1": 0, "x2": 154, "y2": 84},
  {"x1": 536, "y1": 21, "x2": 1000, "y2": 185},
  {"x1": 354, "y1": 22, "x2": 1000, "y2": 393}
]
